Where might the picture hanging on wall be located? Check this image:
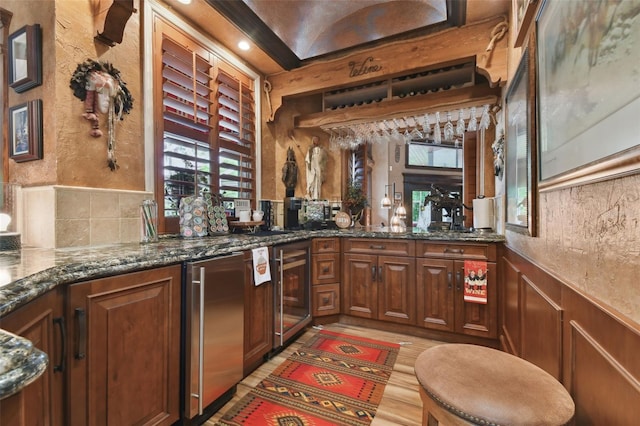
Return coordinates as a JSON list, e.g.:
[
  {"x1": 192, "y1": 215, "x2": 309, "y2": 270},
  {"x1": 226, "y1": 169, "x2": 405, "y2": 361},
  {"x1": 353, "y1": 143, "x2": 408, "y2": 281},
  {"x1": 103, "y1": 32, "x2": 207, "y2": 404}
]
[
  {"x1": 505, "y1": 42, "x2": 537, "y2": 237},
  {"x1": 9, "y1": 100, "x2": 43, "y2": 162},
  {"x1": 536, "y1": 0, "x2": 640, "y2": 190},
  {"x1": 8, "y1": 24, "x2": 42, "y2": 93}
]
